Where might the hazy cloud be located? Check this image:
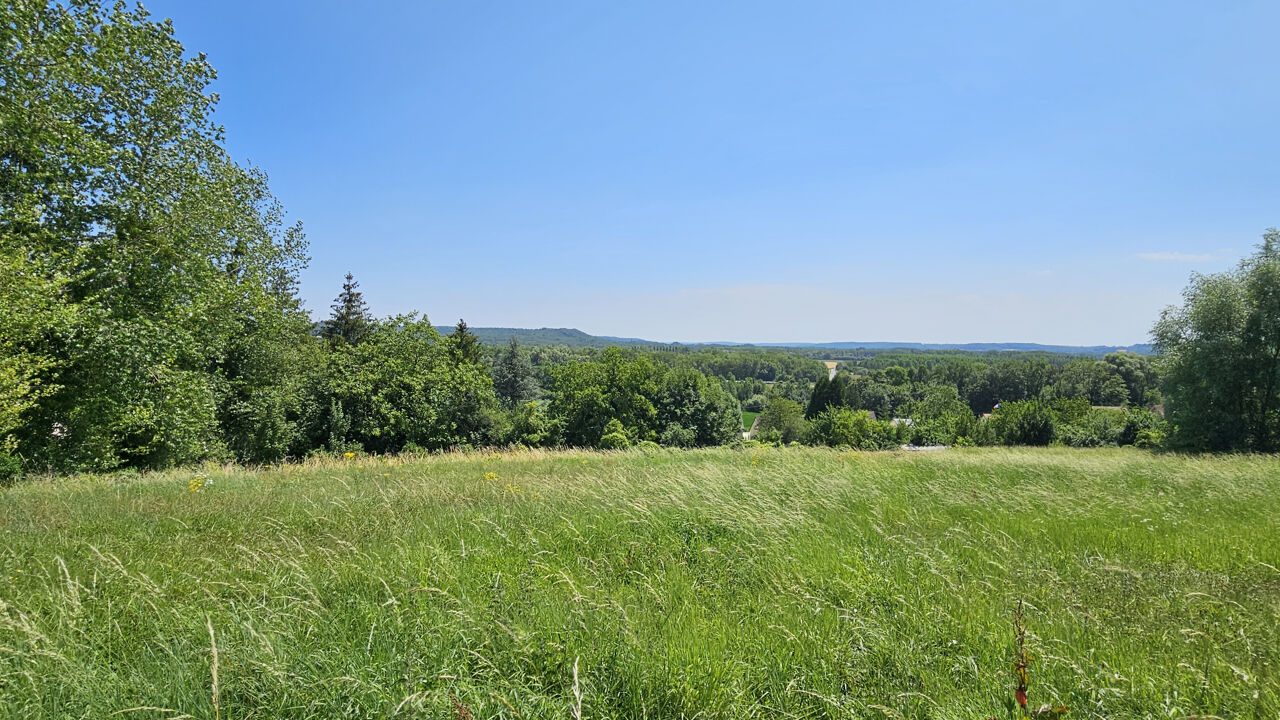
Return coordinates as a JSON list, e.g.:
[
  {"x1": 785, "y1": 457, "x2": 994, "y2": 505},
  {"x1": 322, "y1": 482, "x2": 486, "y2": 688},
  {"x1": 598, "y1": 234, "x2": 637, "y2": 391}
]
[{"x1": 1137, "y1": 251, "x2": 1213, "y2": 262}]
